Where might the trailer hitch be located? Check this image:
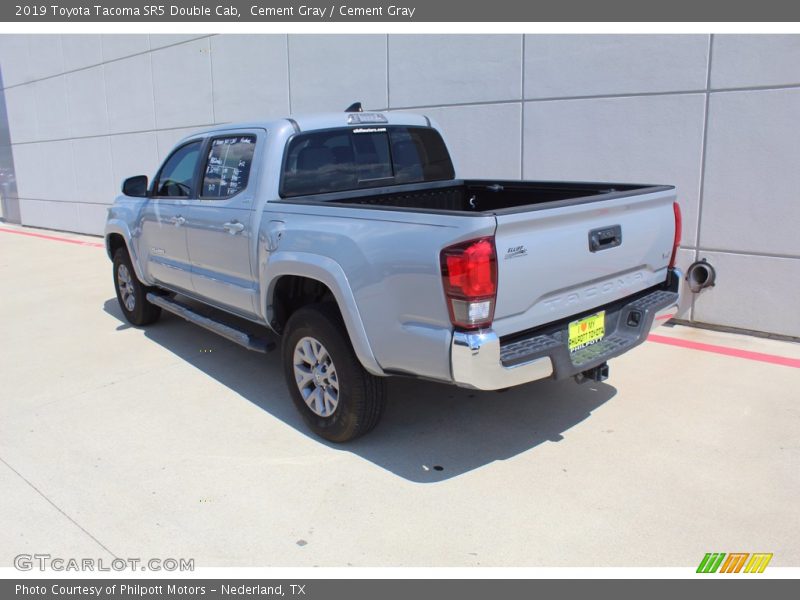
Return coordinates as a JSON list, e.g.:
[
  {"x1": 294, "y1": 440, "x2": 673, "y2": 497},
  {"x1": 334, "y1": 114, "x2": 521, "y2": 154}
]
[{"x1": 575, "y1": 362, "x2": 609, "y2": 384}]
